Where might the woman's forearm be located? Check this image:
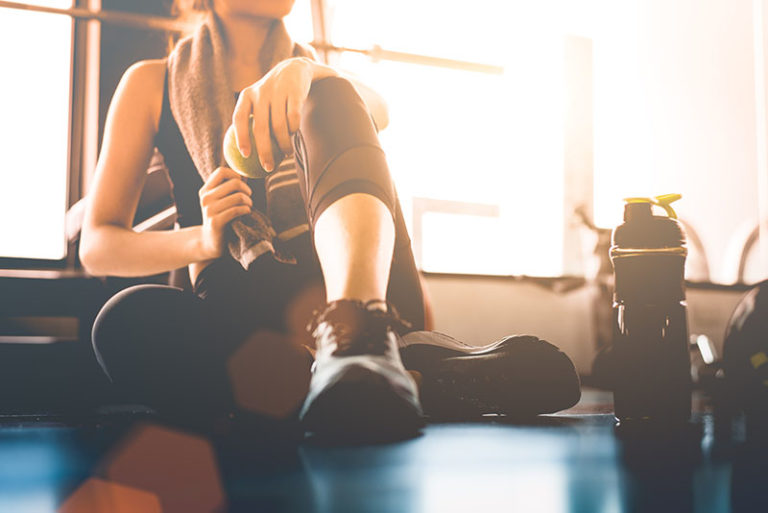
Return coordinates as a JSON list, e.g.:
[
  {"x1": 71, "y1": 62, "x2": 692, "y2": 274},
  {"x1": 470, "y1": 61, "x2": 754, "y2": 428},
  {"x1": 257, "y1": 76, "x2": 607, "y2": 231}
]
[{"x1": 80, "y1": 224, "x2": 210, "y2": 277}]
